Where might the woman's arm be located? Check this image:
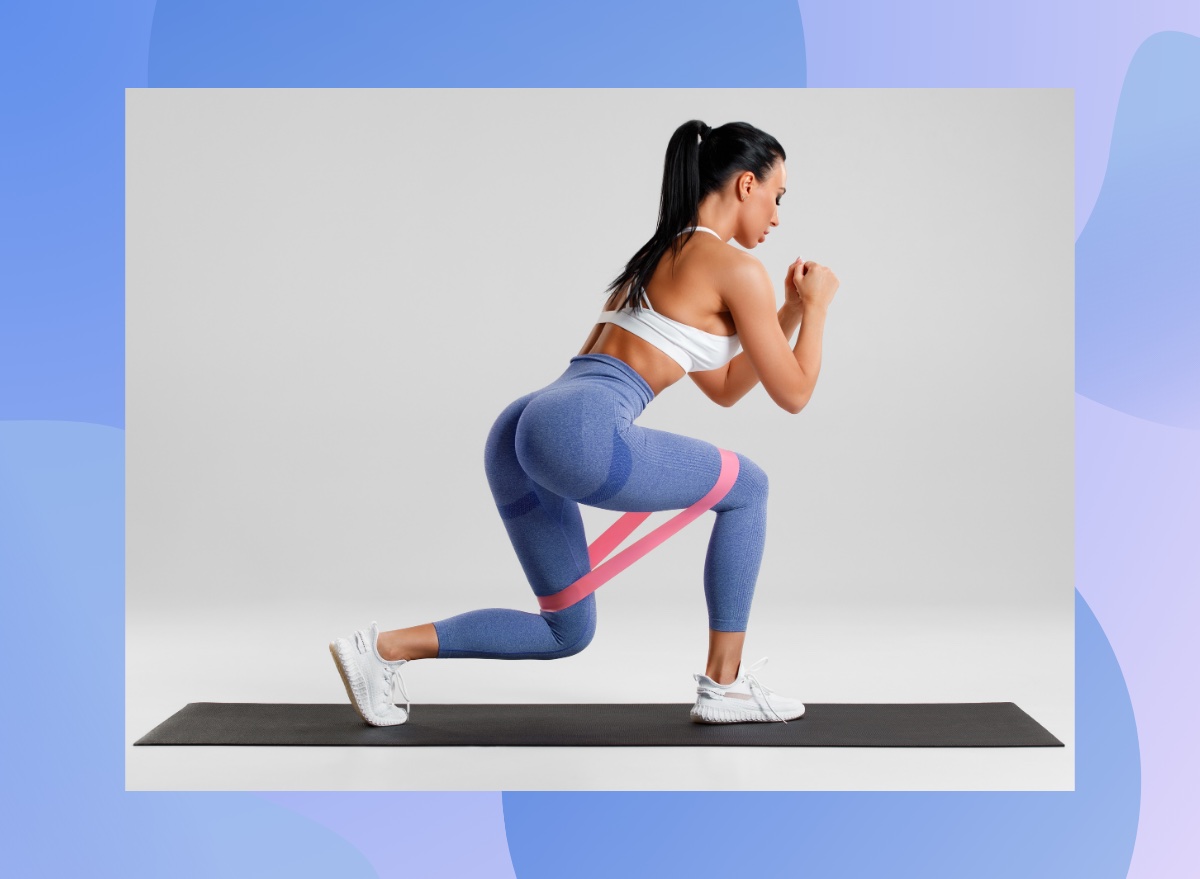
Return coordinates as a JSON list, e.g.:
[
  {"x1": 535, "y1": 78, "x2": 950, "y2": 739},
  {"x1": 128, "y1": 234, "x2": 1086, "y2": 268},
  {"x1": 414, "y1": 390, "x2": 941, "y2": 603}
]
[
  {"x1": 716, "y1": 256, "x2": 823, "y2": 413},
  {"x1": 719, "y1": 302, "x2": 803, "y2": 405}
]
